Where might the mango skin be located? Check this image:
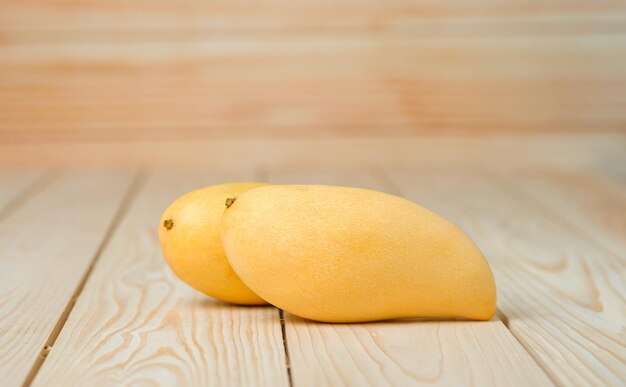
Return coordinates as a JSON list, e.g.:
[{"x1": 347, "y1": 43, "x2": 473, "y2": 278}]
[
  {"x1": 159, "y1": 182, "x2": 268, "y2": 305},
  {"x1": 221, "y1": 185, "x2": 496, "y2": 322}
]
